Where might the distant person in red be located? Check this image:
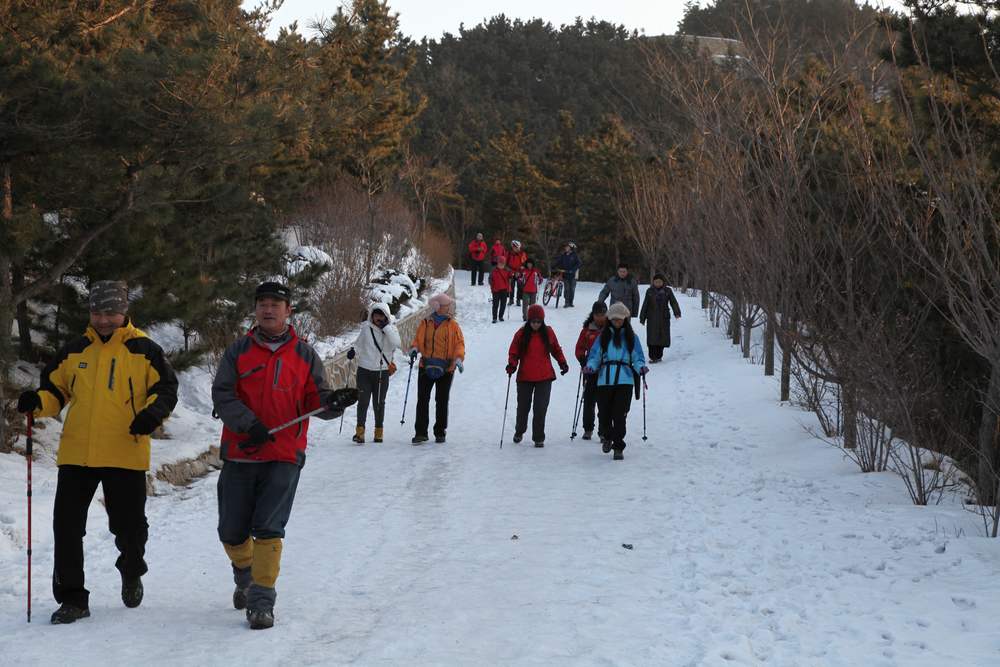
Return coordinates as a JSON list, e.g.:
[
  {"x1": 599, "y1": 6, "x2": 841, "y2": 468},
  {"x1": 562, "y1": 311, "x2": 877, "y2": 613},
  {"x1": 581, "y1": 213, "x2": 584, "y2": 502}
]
[
  {"x1": 468, "y1": 233, "x2": 488, "y2": 286},
  {"x1": 506, "y1": 304, "x2": 569, "y2": 447},
  {"x1": 574, "y1": 301, "x2": 608, "y2": 440},
  {"x1": 519, "y1": 258, "x2": 543, "y2": 321},
  {"x1": 507, "y1": 240, "x2": 528, "y2": 306},
  {"x1": 489, "y1": 237, "x2": 507, "y2": 270},
  {"x1": 489, "y1": 256, "x2": 513, "y2": 323}
]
